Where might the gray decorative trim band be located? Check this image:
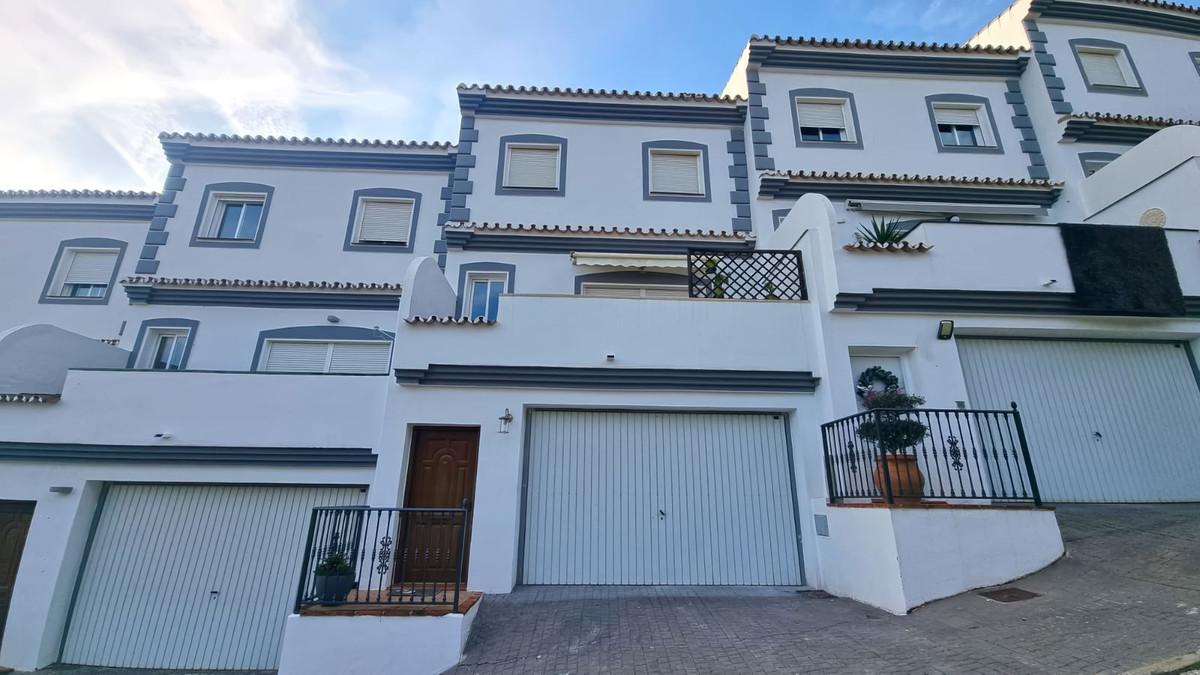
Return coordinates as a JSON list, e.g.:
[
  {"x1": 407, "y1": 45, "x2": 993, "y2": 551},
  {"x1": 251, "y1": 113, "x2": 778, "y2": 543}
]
[
  {"x1": 342, "y1": 187, "x2": 422, "y2": 253},
  {"x1": 444, "y1": 230, "x2": 756, "y2": 254},
  {"x1": 789, "y1": 88, "x2": 863, "y2": 149},
  {"x1": 39, "y1": 237, "x2": 128, "y2": 305},
  {"x1": 394, "y1": 364, "x2": 820, "y2": 392},
  {"x1": 0, "y1": 442, "x2": 377, "y2": 466},
  {"x1": 836, "y1": 288, "x2": 1200, "y2": 317},
  {"x1": 123, "y1": 285, "x2": 400, "y2": 310},
  {"x1": 1032, "y1": 0, "x2": 1200, "y2": 38},
  {"x1": 1077, "y1": 151, "x2": 1122, "y2": 175},
  {"x1": 1191, "y1": 51, "x2": 1200, "y2": 77},
  {"x1": 1067, "y1": 38, "x2": 1147, "y2": 96},
  {"x1": 748, "y1": 45, "x2": 1026, "y2": 77},
  {"x1": 0, "y1": 203, "x2": 155, "y2": 221},
  {"x1": 924, "y1": 93, "x2": 1005, "y2": 155},
  {"x1": 135, "y1": 163, "x2": 186, "y2": 275},
  {"x1": 573, "y1": 271, "x2": 686, "y2": 293},
  {"x1": 642, "y1": 140, "x2": 712, "y2": 202},
  {"x1": 459, "y1": 91, "x2": 746, "y2": 126},
  {"x1": 745, "y1": 69, "x2": 775, "y2": 171},
  {"x1": 434, "y1": 115, "x2": 477, "y2": 269},
  {"x1": 127, "y1": 318, "x2": 200, "y2": 369},
  {"x1": 727, "y1": 127, "x2": 752, "y2": 231},
  {"x1": 188, "y1": 182, "x2": 274, "y2": 249},
  {"x1": 161, "y1": 141, "x2": 454, "y2": 171},
  {"x1": 1024, "y1": 19, "x2": 1073, "y2": 115},
  {"x1": 1061, "y1": 118, "x2": 1160, "y2": 144},
  {"x1": 454, "y1": 262, "x2": 517, "y2": 317},
  {"x1": 495, "y1": 134, "x2": 567, "y2": 197},
  {"x1": 1002, "y1": 80, "x2": 1049, "y2": 179},
  {"x1": 758, "y1": 178, "x2": 1061, "y2": 206},
  {"x1": 251, "y1": 325, "x2": 394, "y2": 371}
]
